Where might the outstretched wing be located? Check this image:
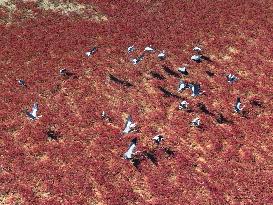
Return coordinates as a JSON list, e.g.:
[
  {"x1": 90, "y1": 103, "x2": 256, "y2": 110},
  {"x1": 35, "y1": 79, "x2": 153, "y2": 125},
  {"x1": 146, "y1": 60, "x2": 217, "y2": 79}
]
[
  {"x1": 30, "y1": 103, "x2": 38, "y2": 118},
  {"x1": 123, "y1": 115, "x2": 133, "y2": 133},
  {"x1": 124, "y1": 138, "x2": 137, "y2": 159}
]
